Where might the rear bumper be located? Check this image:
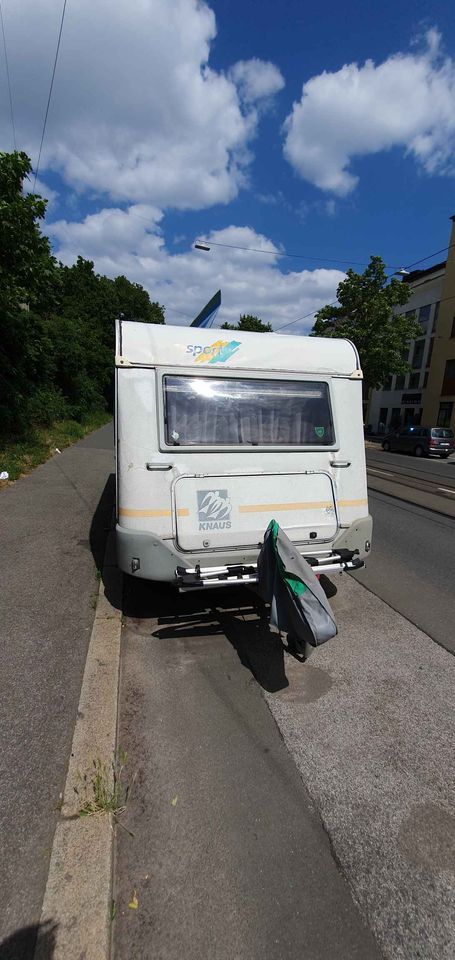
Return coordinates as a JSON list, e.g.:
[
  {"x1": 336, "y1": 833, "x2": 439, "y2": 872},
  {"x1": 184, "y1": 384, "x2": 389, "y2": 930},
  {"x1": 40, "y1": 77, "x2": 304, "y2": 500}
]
[{"x1": 116, "y1": 515, "x2": 372, "y2": 588}]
